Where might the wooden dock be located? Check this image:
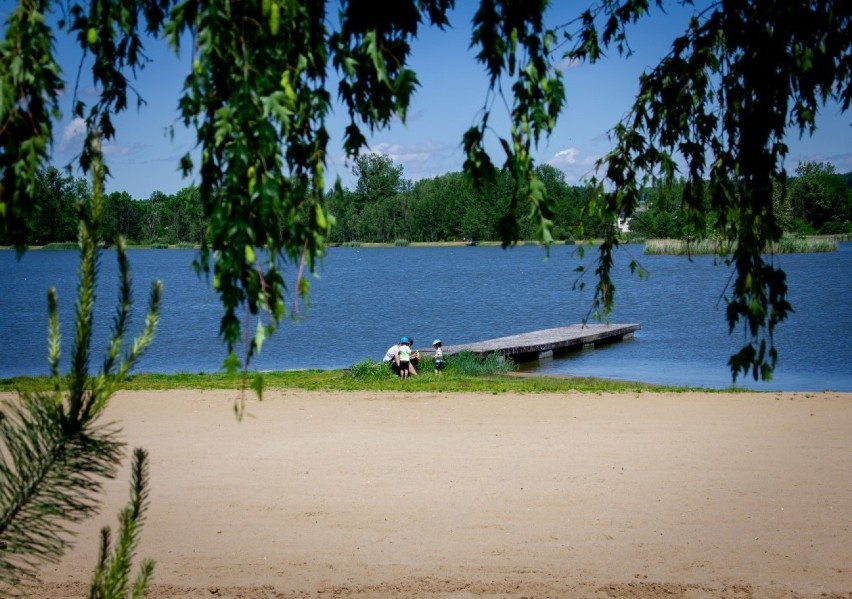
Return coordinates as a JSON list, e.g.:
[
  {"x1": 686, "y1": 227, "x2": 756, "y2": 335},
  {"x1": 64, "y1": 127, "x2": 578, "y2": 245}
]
[{"x1": 428, "y1": 323, "x2": 640, "y2": 363}]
